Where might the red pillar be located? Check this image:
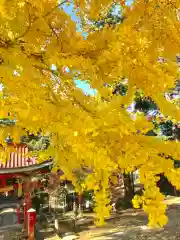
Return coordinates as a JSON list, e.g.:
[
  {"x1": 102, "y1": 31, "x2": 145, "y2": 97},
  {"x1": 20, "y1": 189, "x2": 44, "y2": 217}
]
[{"x1": 25, "y1": 192, "x2": 32, "y2": 210}]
